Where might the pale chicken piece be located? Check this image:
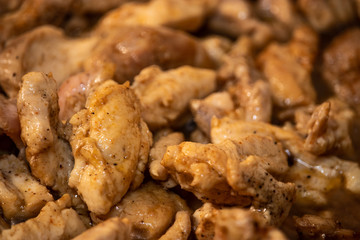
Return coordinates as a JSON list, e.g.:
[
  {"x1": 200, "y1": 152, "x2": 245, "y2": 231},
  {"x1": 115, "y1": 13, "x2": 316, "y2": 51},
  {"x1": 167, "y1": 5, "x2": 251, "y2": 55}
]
[
  {"x1": 17, "y1": 72, "x2": 79, "y2": 201},
  {"x1": 96, "y1": 0, "x2": 216, "y2": 32},
  {"x1": 190, "y1": 91, "x2": 234, "y2": 136},
  {"x1": 158, "y1": 211, "x2": 191, "y2": 240},
  {"x1": 0, "y1": 95, "x2": 22, "y2": 148},
  {"x1": 73, "y1": 218, "x2": 132, "y2": 240},
  {"x1": 208, "y1": 0, "x2": 273, "y2": 49},
  {"x1": 298, "y1": 0, "x2": 357, "y2": 32},
  {"x1": 0, "y1": 25, "x2": 99, "y2": 98},
  {"x1": 193, "y1": 203, "x2": 287, "y2": 240},
  {"x1": 0, "y1": 194, "x2": 86, "y2": 240},
  {"x1": 0, "y1": 155, "x2": 53, "y2": 222},
  {"x1": 92, "y1": 182, "x2": 191, "y2": 240},
  {"x1": 132, "y1": 65, "x2": 216, "y2": 130},
  {"x1": 149, "y1": 131, "x2": 184, "y2": 181},
  {"x1": 69, "y1": 80, "x2": 152, "y2": 215},
  {"x1": 322, "y1": 28, "x2": 360, "y2": 114},
  {"x1": 295, "y1": 99, "x2": 355, "y2": 158},
  {"x1": 257, "y1": 26, "x2": 318, "y2": 109},
  {"x1": 162, "y1": 136, "x2": 295, "y2": 225},
  {"x1": 201, "y1": 36, "x2": 232, "y2": 67},
  {"x1": 0, "y1": 0, "x2": 72, "y2": 46}
]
